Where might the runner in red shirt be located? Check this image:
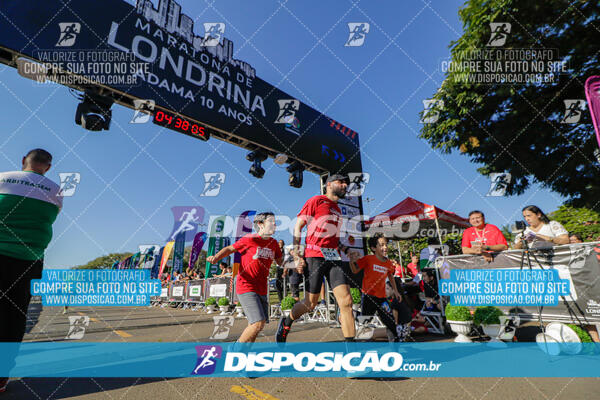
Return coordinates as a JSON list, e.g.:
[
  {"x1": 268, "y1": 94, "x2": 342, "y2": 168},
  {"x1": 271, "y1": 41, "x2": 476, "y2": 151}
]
[
  {"x1": 207, "y1": 212, "x2": 283, "y2": 343},
  {"x1": 349, "y1": 233, "x2": 403, "y2": 341},
  {"x1": 276, "y1": 174, "x2": 359, "y2": 342},
  {"x1": 461, "y1": 210, "x2": 508, "y2": 258}
]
